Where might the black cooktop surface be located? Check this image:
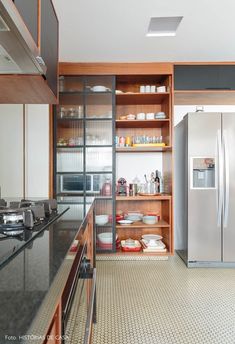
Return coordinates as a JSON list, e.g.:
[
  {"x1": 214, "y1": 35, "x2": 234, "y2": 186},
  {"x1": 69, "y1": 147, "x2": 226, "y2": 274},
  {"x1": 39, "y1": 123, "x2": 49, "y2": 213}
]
[{"x1": 0, "y1": 209, "x2": 68, "y2": 270}]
